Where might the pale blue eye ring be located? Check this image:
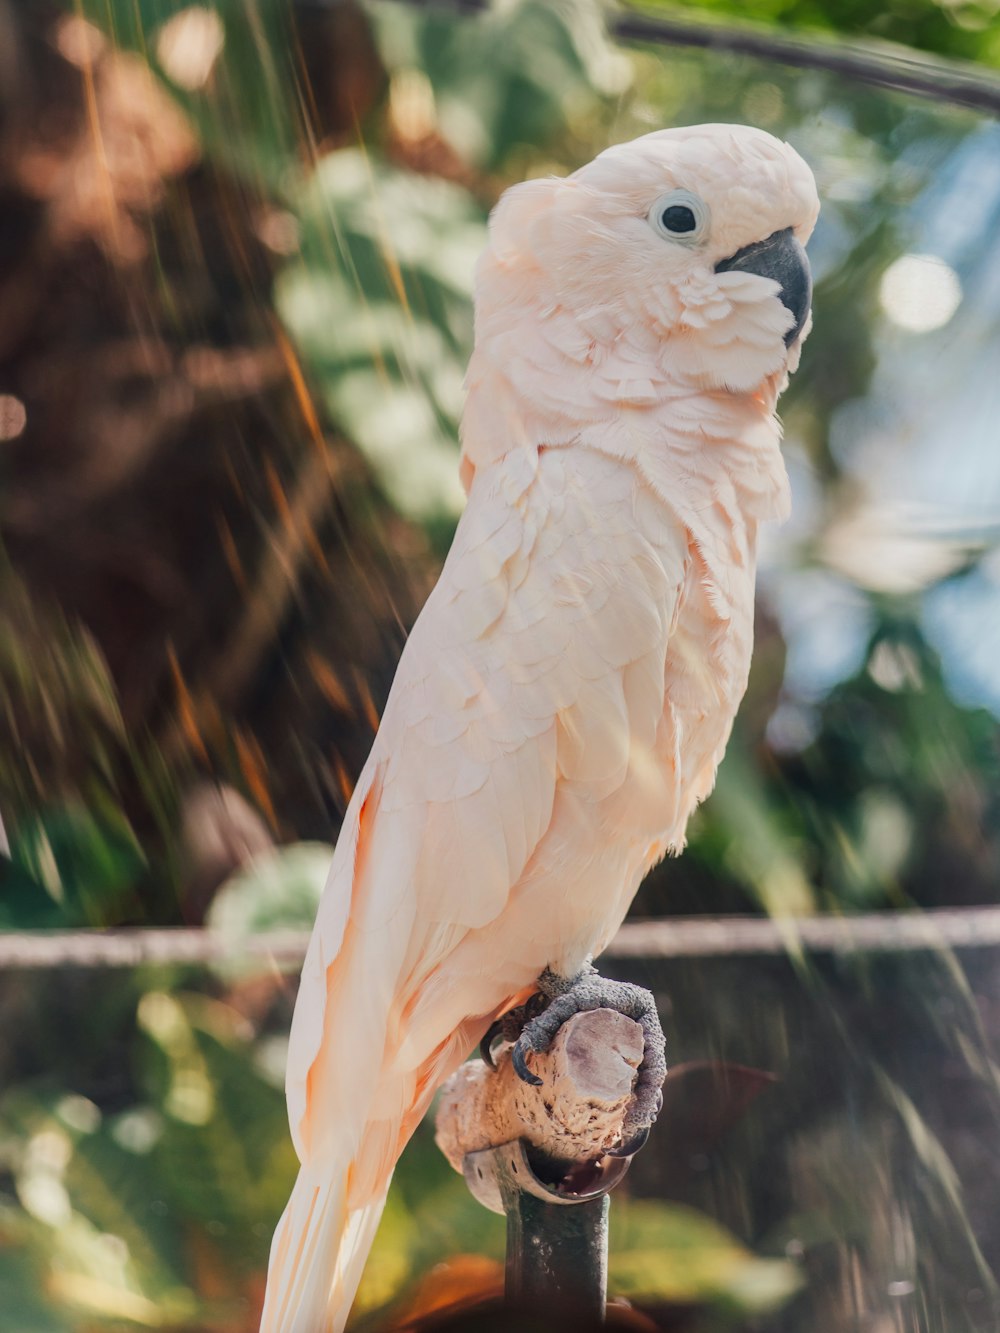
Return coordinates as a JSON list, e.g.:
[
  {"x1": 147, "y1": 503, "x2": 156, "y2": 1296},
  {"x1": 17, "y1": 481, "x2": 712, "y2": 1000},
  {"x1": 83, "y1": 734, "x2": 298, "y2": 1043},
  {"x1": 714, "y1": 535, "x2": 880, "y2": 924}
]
[{"x1": 647, "y1": 189, "x2": 711, "y2": 245}]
